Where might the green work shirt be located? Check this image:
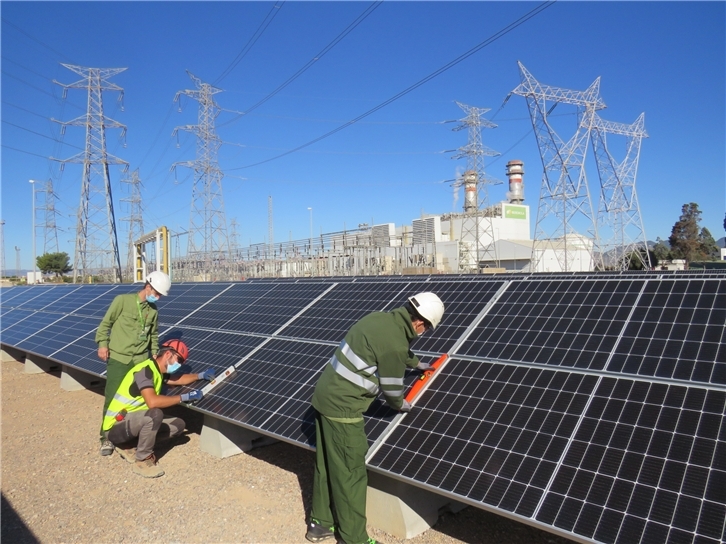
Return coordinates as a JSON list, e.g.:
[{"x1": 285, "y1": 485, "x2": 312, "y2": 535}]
[
  {"x1": 312, "y1": 306, "x2": 419, "y2": 419},
  {"x1": 95, "y1": 293, "x2": 159, "y2": 365}
]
